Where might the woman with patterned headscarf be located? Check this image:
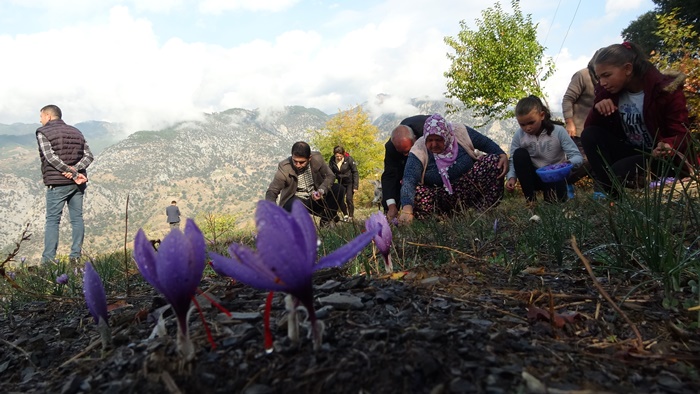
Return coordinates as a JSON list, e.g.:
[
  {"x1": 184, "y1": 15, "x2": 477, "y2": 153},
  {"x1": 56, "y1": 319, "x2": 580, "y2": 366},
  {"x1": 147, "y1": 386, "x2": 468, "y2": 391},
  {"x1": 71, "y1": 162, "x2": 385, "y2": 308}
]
[{"x1": 398, "y1": 113, "x2": 508, "y2": 224}]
